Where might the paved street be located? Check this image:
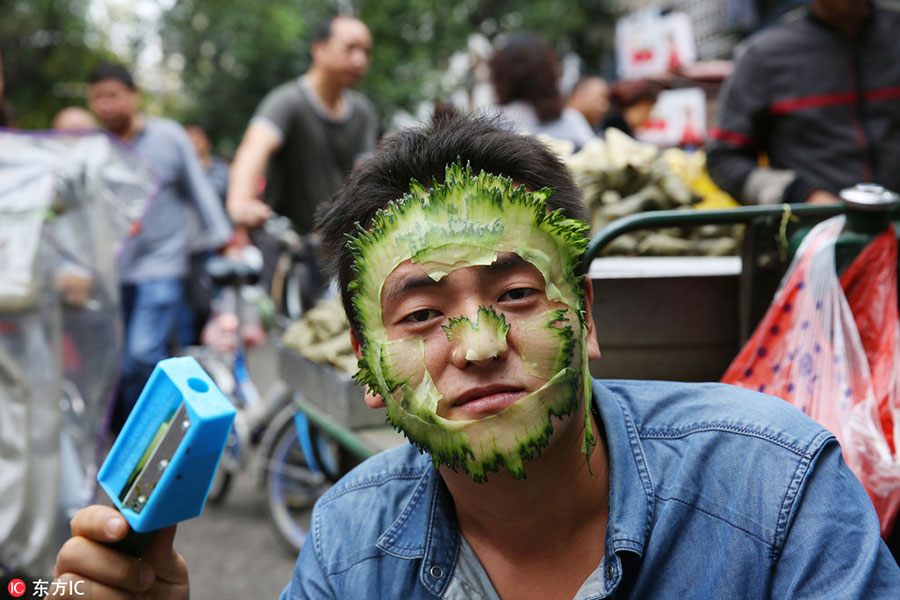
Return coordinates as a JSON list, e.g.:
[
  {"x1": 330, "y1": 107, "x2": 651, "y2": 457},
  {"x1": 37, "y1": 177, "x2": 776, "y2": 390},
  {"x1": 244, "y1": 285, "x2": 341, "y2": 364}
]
[{"x1": 175, "y1": 454, "x2": 299, "y2": 600}]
